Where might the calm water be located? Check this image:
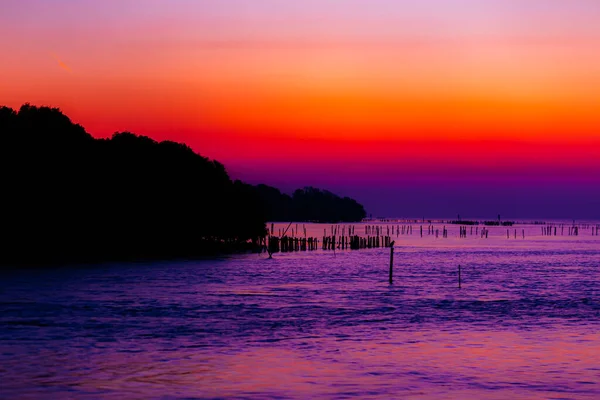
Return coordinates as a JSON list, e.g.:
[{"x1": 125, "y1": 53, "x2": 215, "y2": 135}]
[{"x1": 1, "y1": 223, "x2": 599, "y2": 399}]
